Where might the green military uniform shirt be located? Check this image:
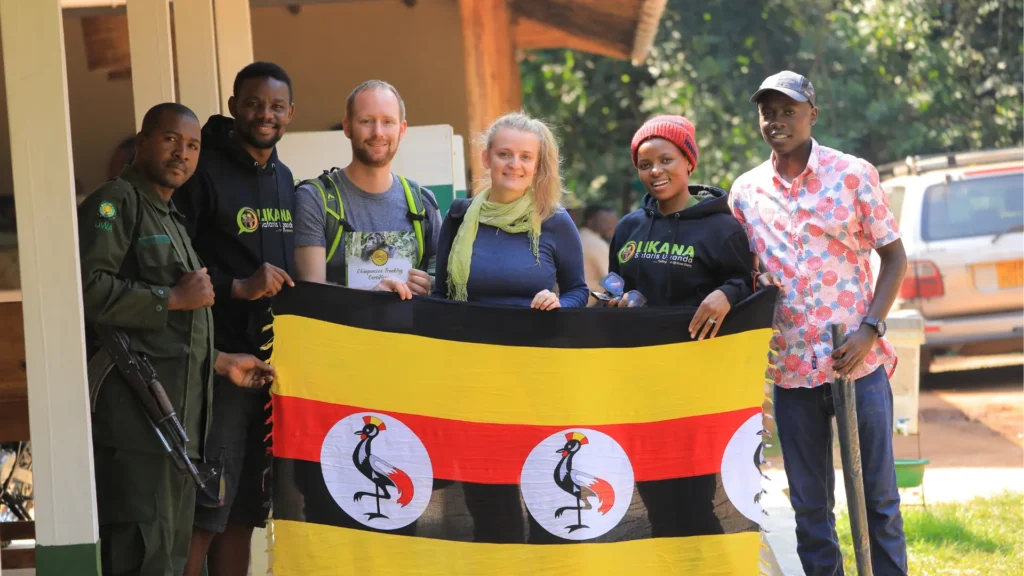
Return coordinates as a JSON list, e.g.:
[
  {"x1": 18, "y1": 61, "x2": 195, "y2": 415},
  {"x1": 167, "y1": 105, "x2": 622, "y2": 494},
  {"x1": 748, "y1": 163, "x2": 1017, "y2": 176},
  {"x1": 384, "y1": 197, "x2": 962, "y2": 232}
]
[{"x1": 79, "y1": 166, "x2": 215, "y2": 459}]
